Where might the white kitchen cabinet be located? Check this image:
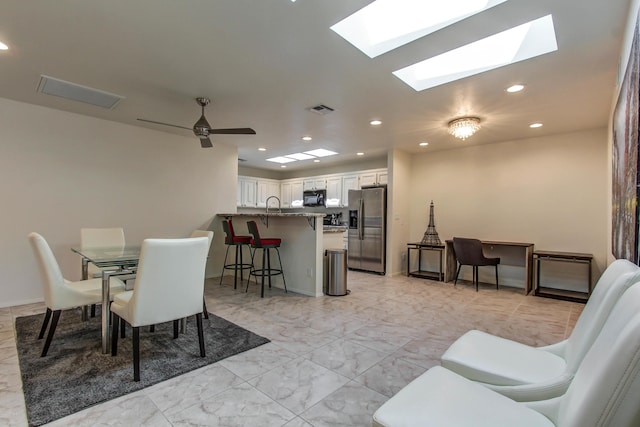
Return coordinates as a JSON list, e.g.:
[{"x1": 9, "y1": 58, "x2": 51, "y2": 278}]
[
  {"x1": 291, "y1": 180, "x2": 304, "y2": 207},
  {"x1": 359, "y1": 169, "x2": 387, "y2": 187},
  {"x1": 257, "y1": 179, "x2": 281, "y2": 208},
  {"x1": 342, "y1": 174, "x2": 359, "y2": 207},
  {"x1": 238, "y1": 176, "x2": 257, "y2": 207},
  {"x1": 325, "y1": 176, "x2": 342, "y2": 207},
  {"x1": 280, "y1": 181, "x2": 292, "y2": 208},
  {"x1": 303, "y1": 177, "x2": 326, "y2": 191}
]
